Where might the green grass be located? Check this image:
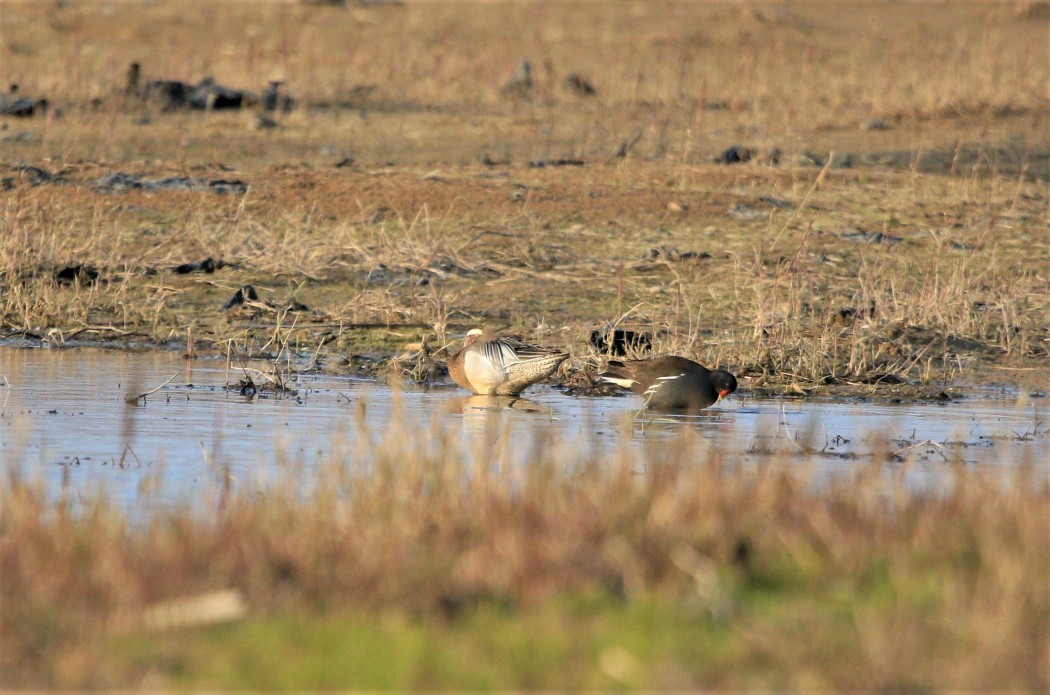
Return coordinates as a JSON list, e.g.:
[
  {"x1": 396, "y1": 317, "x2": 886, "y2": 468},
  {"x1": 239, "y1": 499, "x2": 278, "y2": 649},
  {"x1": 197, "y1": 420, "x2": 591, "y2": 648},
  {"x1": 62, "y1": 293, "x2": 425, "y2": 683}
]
[
  {"x1": 100, "y1": 554, "x2": 995, "y2": 691},
  {"x1": 111, "y1": 595, "x2": 777, "y2": 689}
]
